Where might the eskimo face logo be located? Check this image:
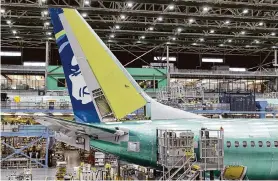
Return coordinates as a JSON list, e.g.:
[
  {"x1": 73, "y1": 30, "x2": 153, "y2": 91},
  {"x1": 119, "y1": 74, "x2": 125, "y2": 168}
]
[{"x1": 69, "y1": 56, "x2": 91, "y2": 104}]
